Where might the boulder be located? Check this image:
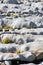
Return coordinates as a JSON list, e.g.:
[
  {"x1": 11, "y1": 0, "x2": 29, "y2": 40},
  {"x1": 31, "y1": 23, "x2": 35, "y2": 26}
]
[{"x1": 19, "y1": 51, "x2": 36, "y2": 61}]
